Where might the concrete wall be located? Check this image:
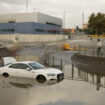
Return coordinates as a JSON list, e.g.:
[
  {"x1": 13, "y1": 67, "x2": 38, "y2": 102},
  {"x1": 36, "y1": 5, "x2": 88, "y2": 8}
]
[
  {"x1": 0, "y1": 34, "x2": 68, "y2": 43},
  {"x1": 0, "y1": 22, "x2": 62, "y2": 34}
]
